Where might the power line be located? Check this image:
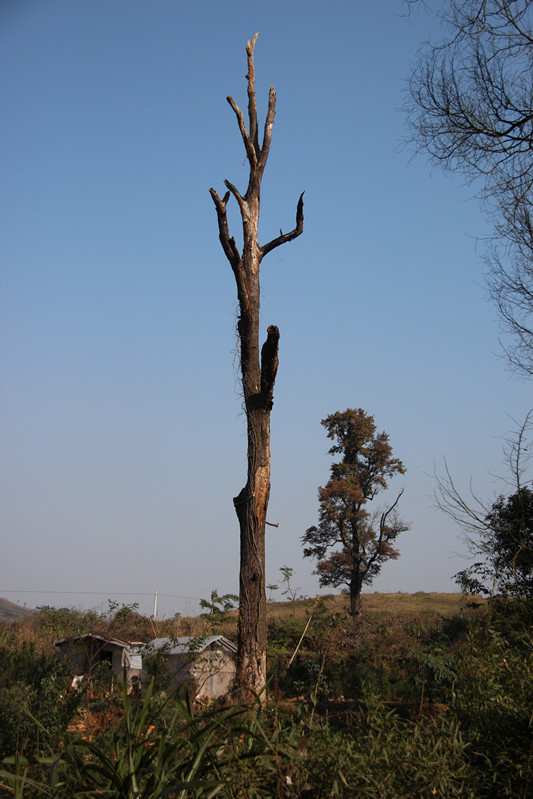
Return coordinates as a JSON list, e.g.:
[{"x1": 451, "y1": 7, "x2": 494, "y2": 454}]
[{"x1": 0, "y1": 589, "x2": 203, "y2": 601}]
